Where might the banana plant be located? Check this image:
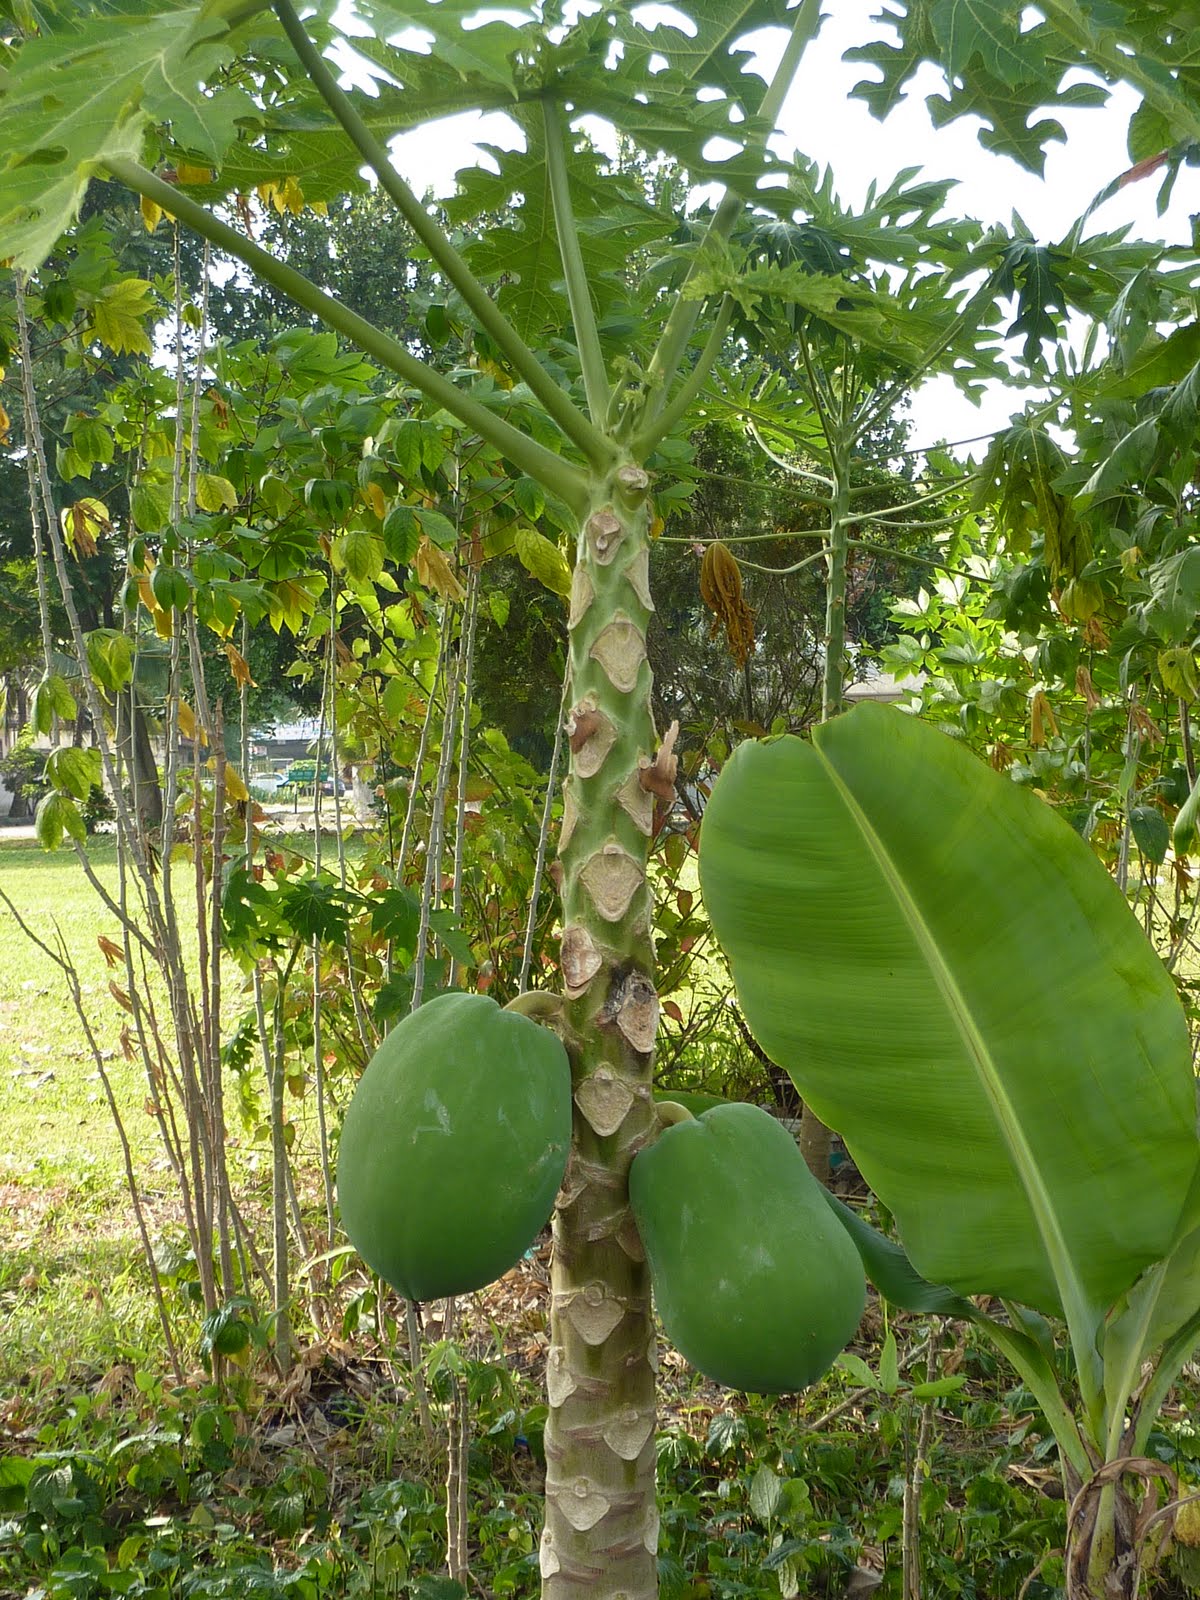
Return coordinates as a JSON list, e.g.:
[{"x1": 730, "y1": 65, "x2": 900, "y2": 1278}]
[{"x1": 700, "y1": 701, "x2": 1200, "y2": 1598}]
